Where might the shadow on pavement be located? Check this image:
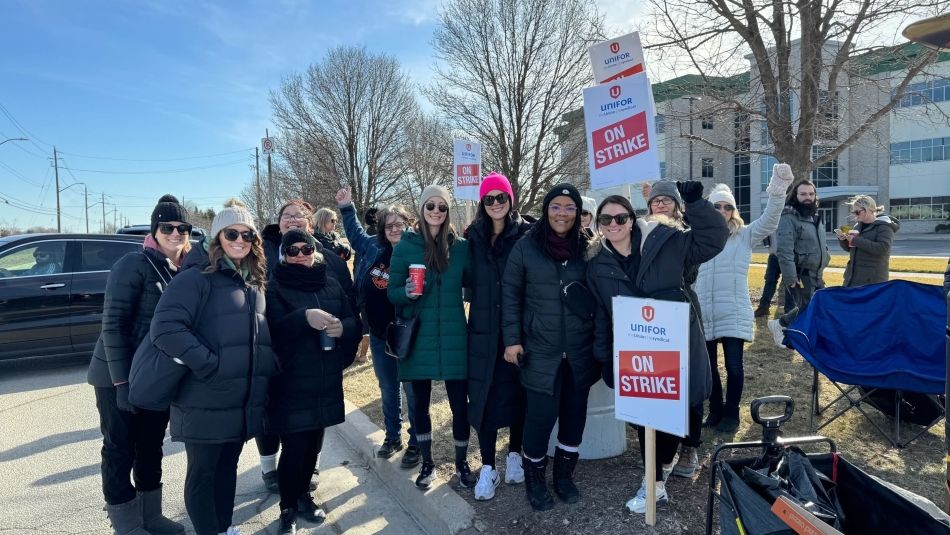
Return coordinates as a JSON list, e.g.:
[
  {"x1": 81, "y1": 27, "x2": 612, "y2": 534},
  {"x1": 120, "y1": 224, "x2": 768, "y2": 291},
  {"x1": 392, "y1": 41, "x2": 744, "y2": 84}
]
[
  {"x1": 0, "y1": 358, "x2": 89, "y2": 396},
  {"x1": 0, "y1": 427, "x2": 99, "y2": 462},
  {"x1": 32, "y1": 462, "x2": 99, "y2": 486}
]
